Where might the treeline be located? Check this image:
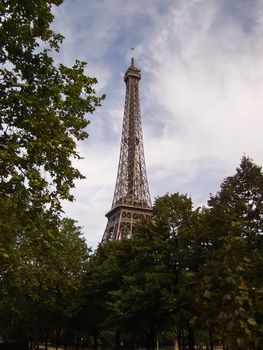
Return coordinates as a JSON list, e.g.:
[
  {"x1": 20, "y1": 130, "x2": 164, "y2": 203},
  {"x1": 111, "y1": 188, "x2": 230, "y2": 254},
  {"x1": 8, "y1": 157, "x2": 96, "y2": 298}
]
[
  {"x1": 1, "y1": 157, "x2": 262, "y2": 350},
  {"x1": 79, "y1": 156, "x2": 263, "y2": 350}
]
